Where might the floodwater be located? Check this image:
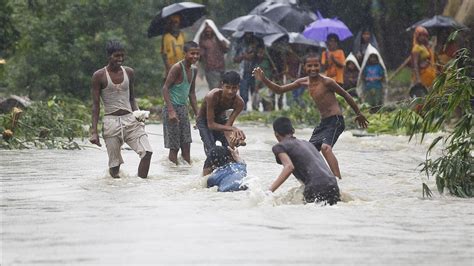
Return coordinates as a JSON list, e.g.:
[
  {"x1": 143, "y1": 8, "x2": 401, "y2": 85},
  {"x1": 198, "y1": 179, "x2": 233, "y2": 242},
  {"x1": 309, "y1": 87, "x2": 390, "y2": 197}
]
[{"x1": 1, "y1": 124, "x2": 473, "y2": 265}]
